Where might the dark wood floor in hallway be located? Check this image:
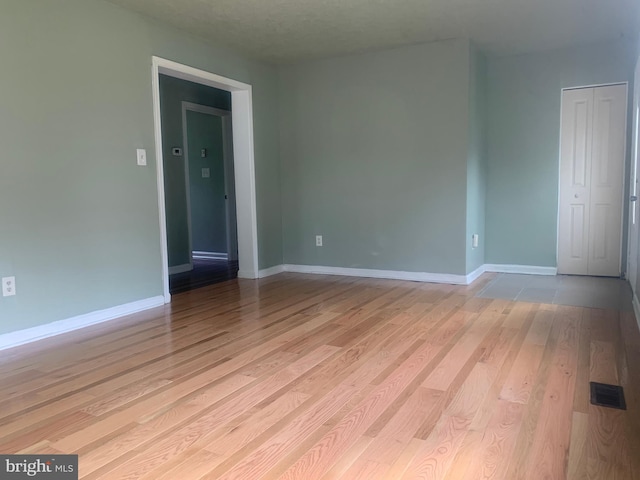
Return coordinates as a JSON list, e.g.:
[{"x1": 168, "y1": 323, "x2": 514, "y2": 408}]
[
  {"x1": 0, "y1": 272, "x2": 638, "y2": 479},
  {"x1": 169, "y1": 259, "x2": 239, "y2": 294}
]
